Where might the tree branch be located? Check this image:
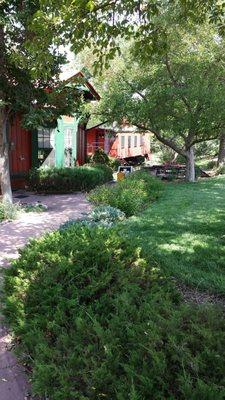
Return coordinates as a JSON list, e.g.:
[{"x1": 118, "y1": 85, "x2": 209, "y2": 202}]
[
  {"x1": 123, "y1": 77, "x2": 148, "y2": 102},
  {"x1": 165, "y1": 54, "x2": 193, "y2": 115},
  {"x1": 92, "y1": 1, "x2": 119, "y2": 14},
  {"x1": 135, "y1": 123, "x2": 186, "y2": 157},
  {"x1": 192, "y1": 135, "x2": 220, "y2": 145}
]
